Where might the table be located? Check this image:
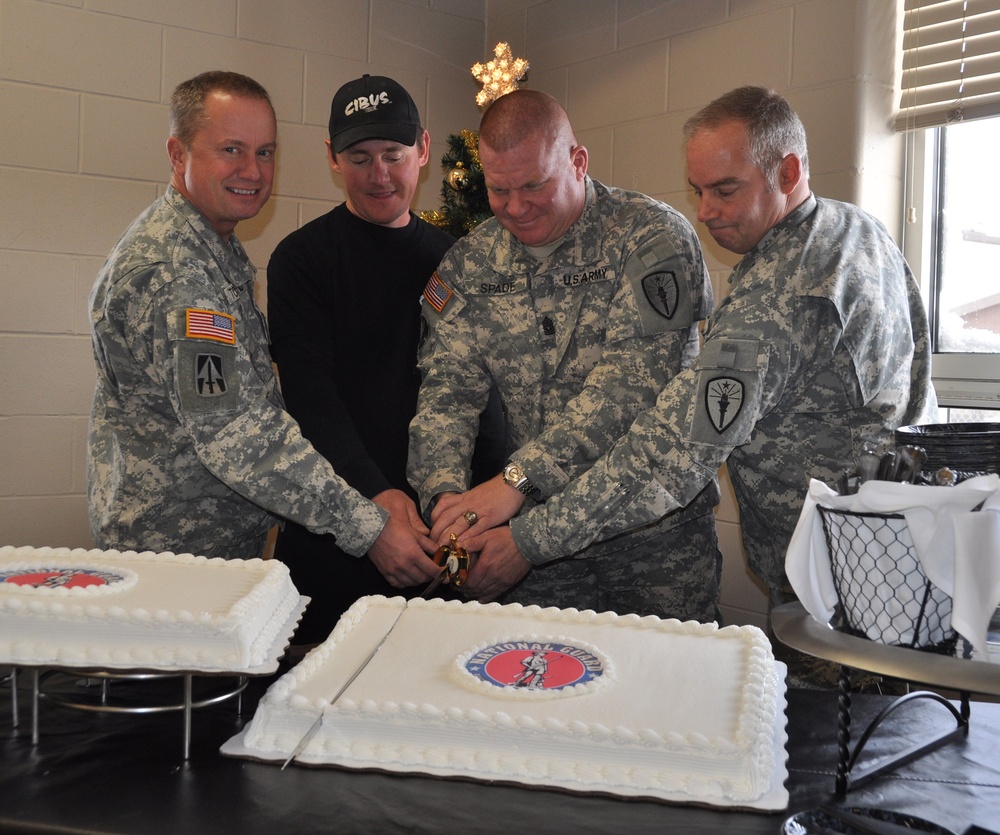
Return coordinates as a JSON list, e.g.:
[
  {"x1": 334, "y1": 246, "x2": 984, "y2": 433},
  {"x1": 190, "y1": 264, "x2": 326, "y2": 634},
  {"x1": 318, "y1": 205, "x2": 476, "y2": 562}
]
[
  {"x1": 771, "y1": 602, "x2": 1000, "y2": 696},
  {"x1": 772, "y1": 600, "x2": 1000, "y2": 799},
  {"x1": 2, "y1": 664, "x2": 999, "y2": 834}
]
